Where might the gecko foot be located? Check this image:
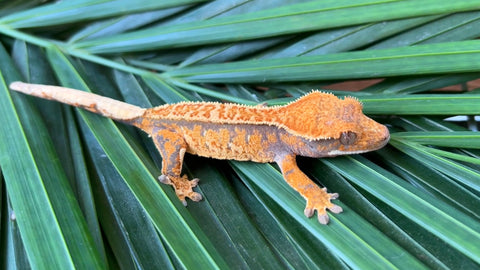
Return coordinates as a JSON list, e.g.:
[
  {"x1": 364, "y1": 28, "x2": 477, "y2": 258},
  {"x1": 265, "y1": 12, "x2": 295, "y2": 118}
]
[
  {"x1": 158, "y1": 174, "x2": 202, "y2": 206},
  {"x1": 303, "y1": 188, "x2": 343, "y2": 225}
]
